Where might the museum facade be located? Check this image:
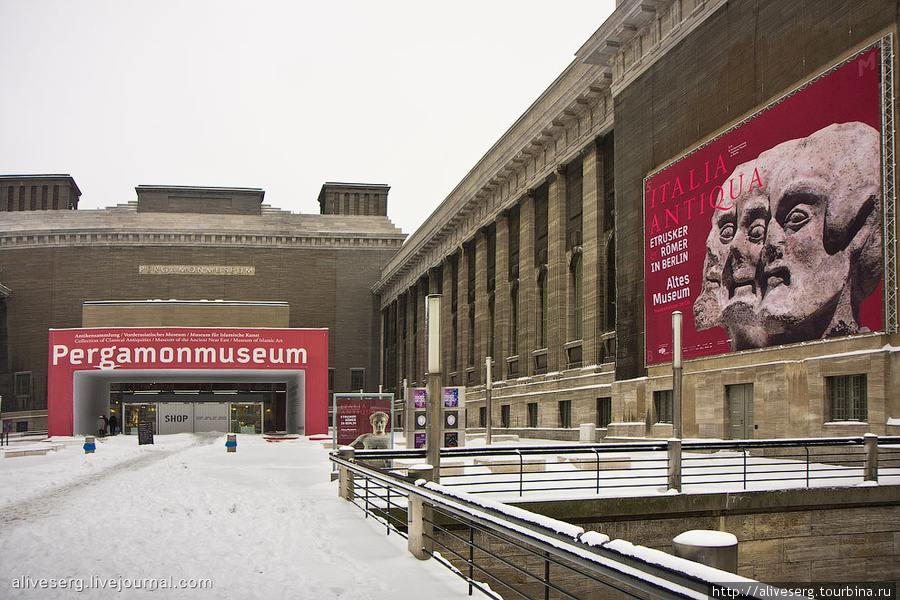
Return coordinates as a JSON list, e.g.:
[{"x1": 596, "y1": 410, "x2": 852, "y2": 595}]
[
  {"x1": 375, "y1": 0, "x2": 900, "y2": 440},
  {"x1": 0, "y1": 177, "x2": 404, "y2": 435},
  {"x1": 3, "y1": 0, "x2": 900, "y2": 441}
]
